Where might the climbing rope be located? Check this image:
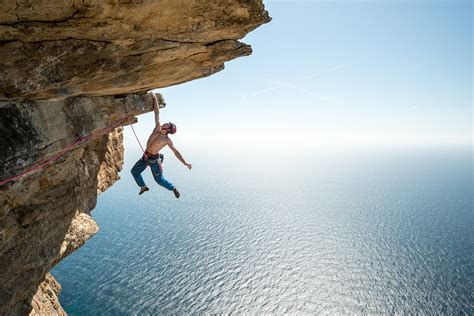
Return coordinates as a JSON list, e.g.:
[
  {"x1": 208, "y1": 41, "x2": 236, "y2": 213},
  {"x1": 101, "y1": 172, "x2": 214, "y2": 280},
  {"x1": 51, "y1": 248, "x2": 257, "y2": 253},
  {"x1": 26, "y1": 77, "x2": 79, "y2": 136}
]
[
  {"x1": 0, "y1": 114, "x2": 130, "y2": 186},
  {"x1": 130, "y1": 123, "x2": 146, "y2": 153}
]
